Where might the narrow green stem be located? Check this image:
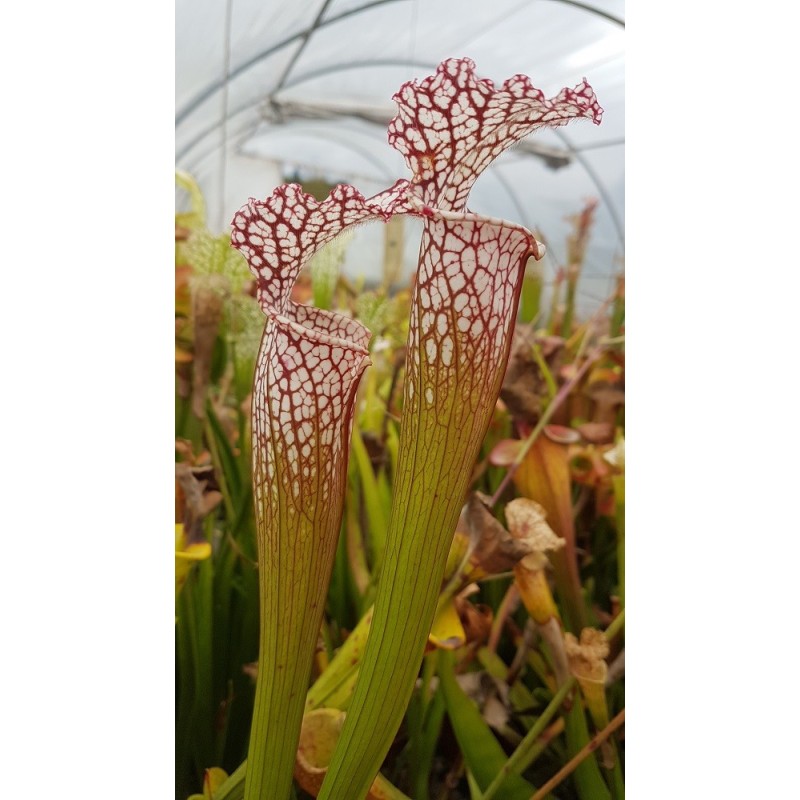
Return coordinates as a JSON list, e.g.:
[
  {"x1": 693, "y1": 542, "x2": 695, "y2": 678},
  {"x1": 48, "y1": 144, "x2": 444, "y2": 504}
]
[
  {"x1": 529, "y1": 342, "x2": 557, "y2": 401},
  {"x1": 561, "y1": 269, "x2": 577, "y2": 338},
  {"x1": 420, "y1": 649, "x2": 438, "y2": 704},
  {"x1": 610, "y1": 276, "x2": 624, "y2": 339},
  {"x1": 546, "y1": 278, "x2": 562, "y2": 335},
  {"x1": 612, "y1": 474, "x2": 625, "y2": 608},
  {"x1": 480, "y1": 677, "x2": 576, "y2": 800},
  {"x1": 605, "y1": 740, "x2": 625, "y2": 800},
  {"x1": 518, "y1": 718, "x2": 565, "y2": 768},
  {"x1": 604, "y1": 608, "x2": 625, "y2": 642},
  {"x1": 215, "y1": 760, "x2": 247, "y2": 800},
  {"x1": 467, "y1": 770, "x2": 485, "y2": 800}
]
